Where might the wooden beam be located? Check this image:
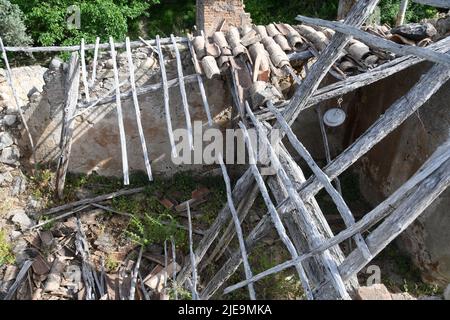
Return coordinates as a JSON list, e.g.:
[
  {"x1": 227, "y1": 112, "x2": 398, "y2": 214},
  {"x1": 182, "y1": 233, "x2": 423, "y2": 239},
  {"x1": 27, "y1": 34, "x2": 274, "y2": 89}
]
[
  {"x1": 56, "y1": 52, "x2": 80, "y2": 198},
  {"x1": 218, "y1": 154, "x2": 256, "y2": 300},
  {"x1": 4, "y1": 36, "x2": 188, "y2": 53},
  {"x1": 187, "y1": 203, "x2": 199, "y2": 300},
  {"x1": 222, "y1": 143, "x2": 450, "y2": 292},
  {"x1": 110, "y1": 37, "x2": 129, "y2": 185},
  {"x1": 296, "y1": 15, "x2": 450, "y2": 67},
  {"x1": 125, "y1": 37, "x2": 153, "y2": 181},
  {"x1": 156, "y1": 35, "x2": 177, "y2": 159},
  {"x1": 80, "y1": 38, "x2": 90, "y2": 102},
  {"x1": 171, "y1": 34, "x2": 194, "y2": 151},
  {"x1": 396, "y1": 0, "x2": 409, "y2": 26},
  {"x1": 267, "y1": 102, "x2": 372, "y2": 260},
  {"x1": 412, "y1": 0, "x2": 450, "y2": 8}
]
